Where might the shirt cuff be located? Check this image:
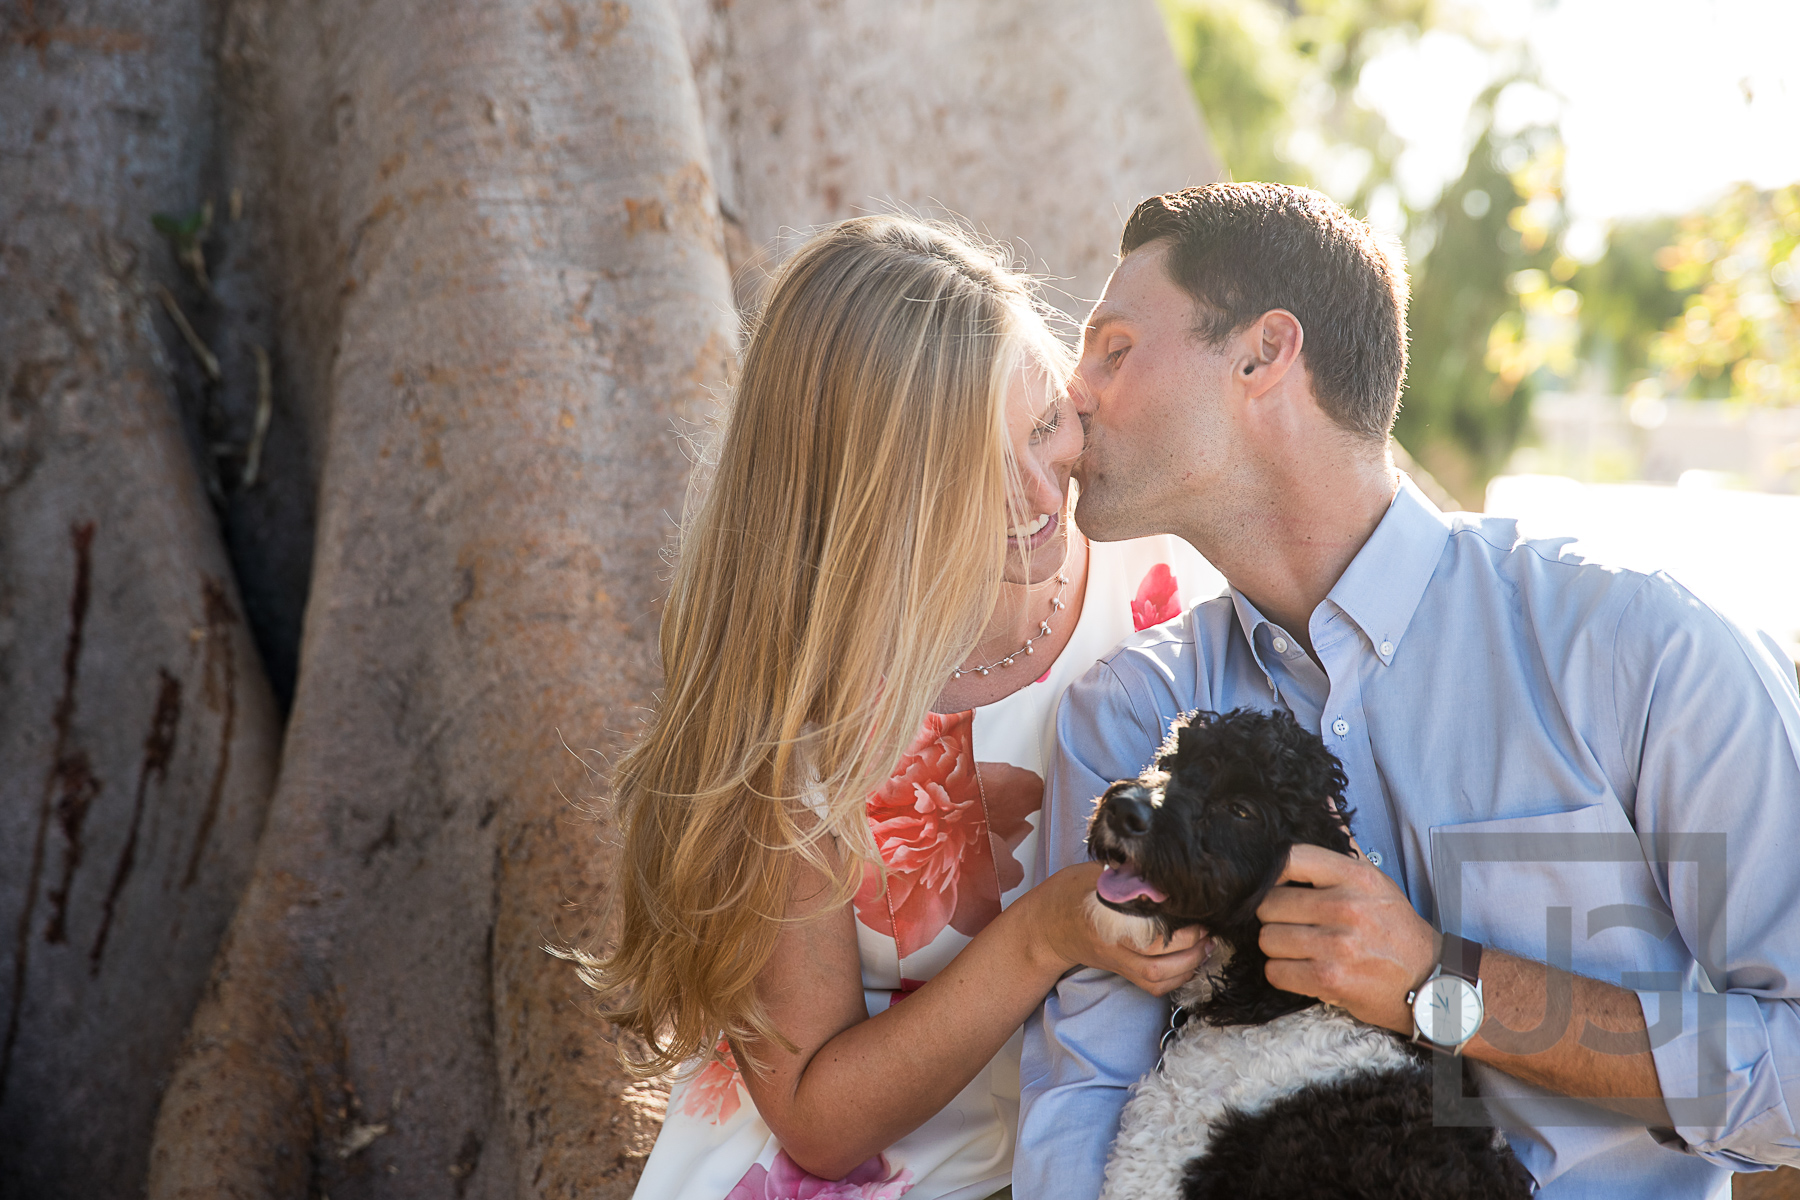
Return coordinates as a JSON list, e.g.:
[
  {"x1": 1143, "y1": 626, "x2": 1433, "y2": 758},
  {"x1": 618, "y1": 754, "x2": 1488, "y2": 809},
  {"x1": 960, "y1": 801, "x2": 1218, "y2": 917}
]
[{"x1": 1639, "y1": 988, "x2": 1800, "y2": 1169}]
